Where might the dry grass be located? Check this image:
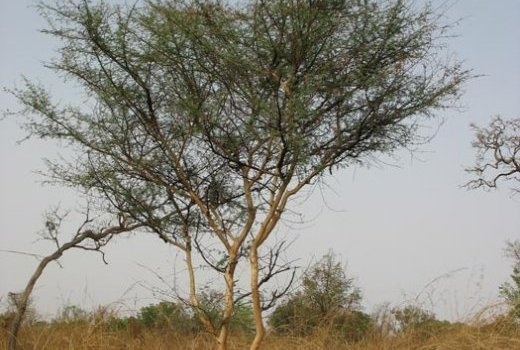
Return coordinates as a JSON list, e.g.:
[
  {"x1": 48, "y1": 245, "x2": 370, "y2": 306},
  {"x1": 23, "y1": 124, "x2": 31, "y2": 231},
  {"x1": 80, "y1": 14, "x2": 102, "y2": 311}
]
[
  {"x1": 263, "y1": 320, "x2": 520, "y2": 350},
  {"x1": 2, "y1": 317, "x2": 519, "y2": 350}
]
